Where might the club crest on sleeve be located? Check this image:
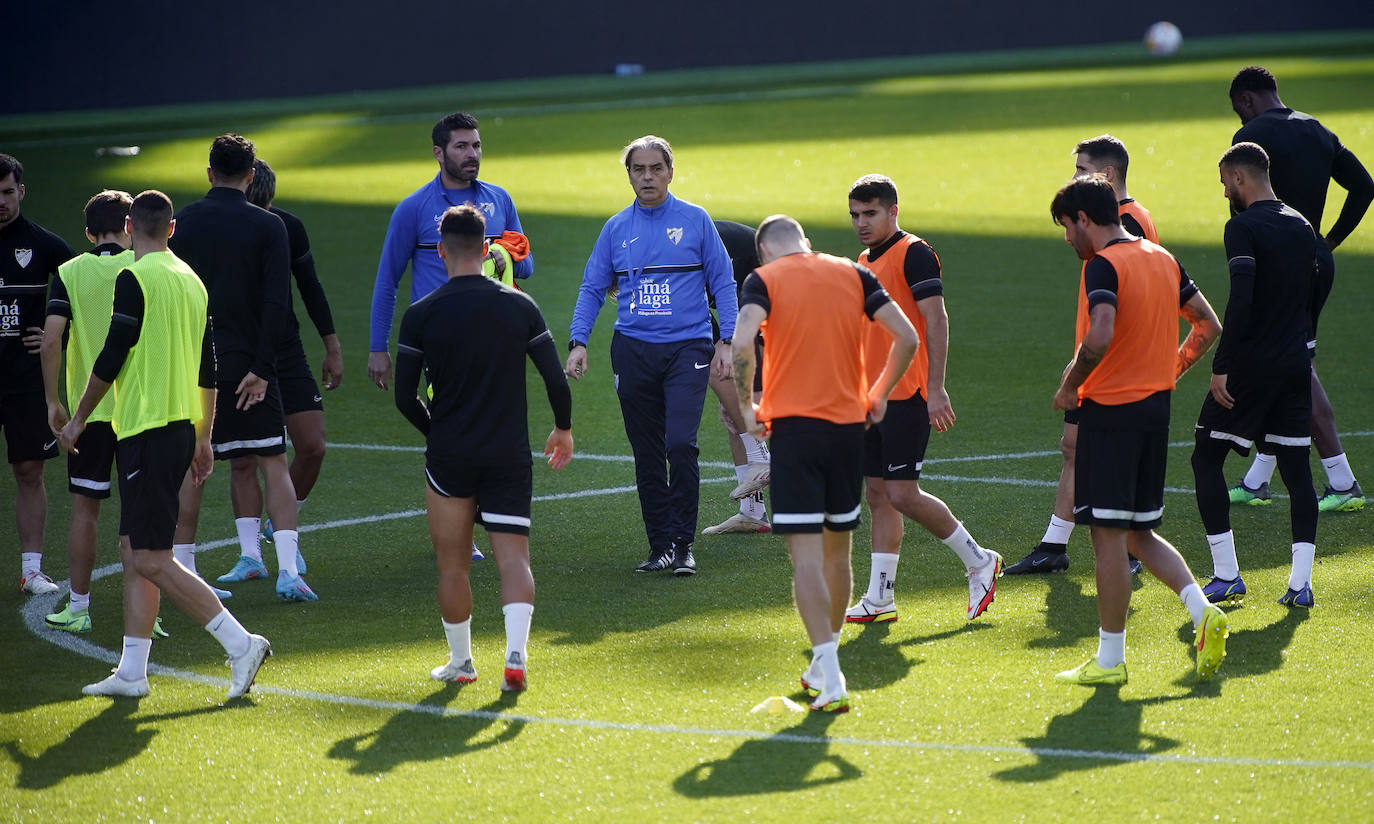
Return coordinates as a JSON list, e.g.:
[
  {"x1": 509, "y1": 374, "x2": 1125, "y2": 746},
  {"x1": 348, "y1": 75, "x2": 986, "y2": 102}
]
[
  {"x1": 14, "y1": 249, "x2": 33, "y2": 268},
  {"x1": 666, "y1": 227, "x2": 683, "y2": 245}
]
